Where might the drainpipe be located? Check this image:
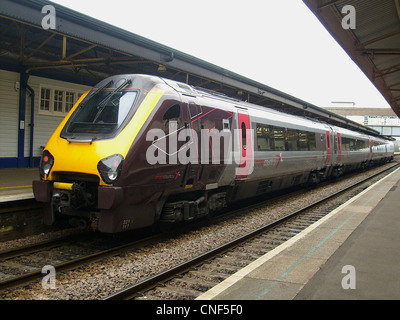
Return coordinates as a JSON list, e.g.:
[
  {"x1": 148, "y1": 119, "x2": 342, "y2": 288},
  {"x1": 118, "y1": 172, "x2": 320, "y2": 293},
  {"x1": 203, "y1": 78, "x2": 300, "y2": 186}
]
[
  {"x1": 17, "y1": 72, "x2": 29, "y2": 168},
  {"x1": 26, "y1": 84, "x2": 35, "y2": 167}
]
